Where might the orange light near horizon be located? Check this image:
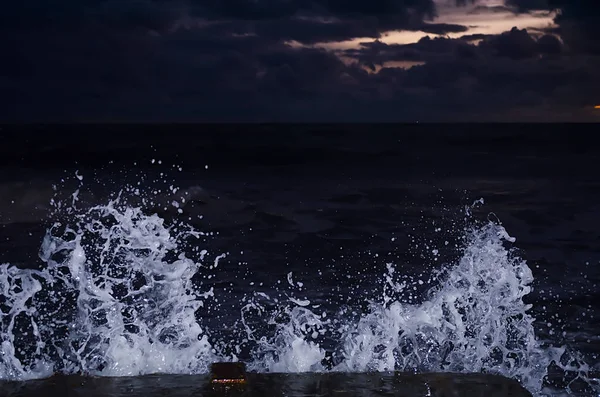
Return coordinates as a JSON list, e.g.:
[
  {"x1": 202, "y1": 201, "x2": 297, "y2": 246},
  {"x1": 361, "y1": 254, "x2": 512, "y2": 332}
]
[{"x1": 595, "y1": 105, "x2": 600, "y2": 109}]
